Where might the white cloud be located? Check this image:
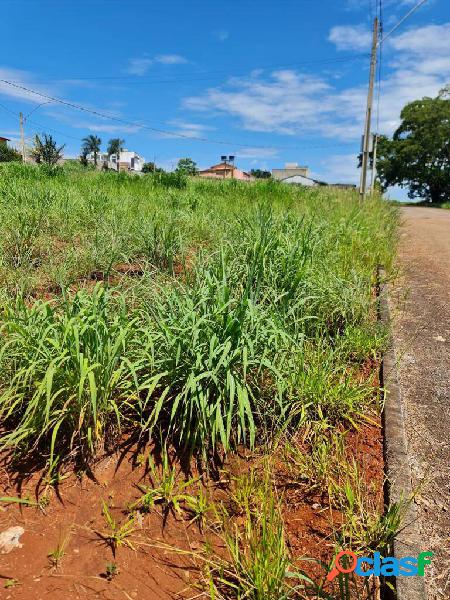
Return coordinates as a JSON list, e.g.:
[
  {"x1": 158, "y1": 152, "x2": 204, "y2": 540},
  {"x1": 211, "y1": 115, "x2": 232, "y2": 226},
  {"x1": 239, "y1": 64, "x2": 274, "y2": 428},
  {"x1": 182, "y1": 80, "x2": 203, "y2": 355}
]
[
  {"x1": 155, "y1": 54, "x2": 188, "y2": 65},
  {"x1": 127, "y1": 57, "x2": 154, "y2": 76},
  {"x1": 185, "y1": 70, "x2": 333, "y2": 136},
  {"x1": 0, "y1": 67, "x2": 58, "y2": 103},
  {"x1": 316, "y1": 153, "x2": 360, "y2": 184},
  {"x1": 74, "y1": 122, "x2": 142, "y2": 134},
  {"x1": 157, "y1": 119, "x2": 215, "y2": 140},
  {"x1": 127, "y1": 54, "x2": 188, "y2": 75},
  {"x1": 388, "y1": 23, "x2": 450, "y2": 56},
  {"x1": 184, "y1": 22, "x2": 450, "y2": 144},
  {"x1": 328, "y1": 25, "x2": 372, "y2": 51},
  {"x1": 235, "y1": 147, "x2": 279, "y2": 159}
]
